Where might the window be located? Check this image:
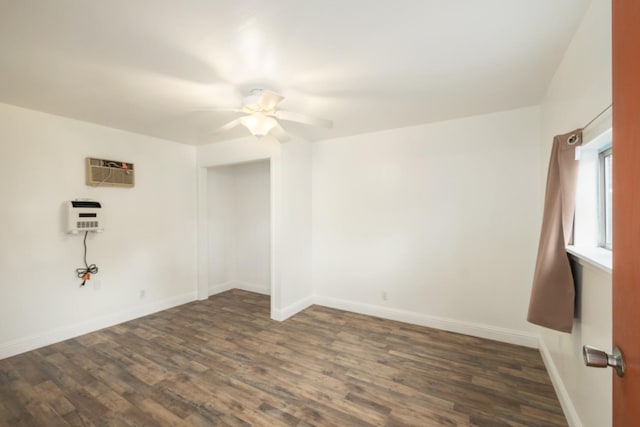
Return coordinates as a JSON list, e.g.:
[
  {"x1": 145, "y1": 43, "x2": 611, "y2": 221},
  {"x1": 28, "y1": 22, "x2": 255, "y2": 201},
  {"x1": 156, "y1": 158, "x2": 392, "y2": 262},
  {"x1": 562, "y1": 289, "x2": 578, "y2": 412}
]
[
  {"x1": 599, "y1": 147, "x2": 612, "y2": 249},
  {"x1": 569, "y1": 118, "x2": 612, "y2": 272}
]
